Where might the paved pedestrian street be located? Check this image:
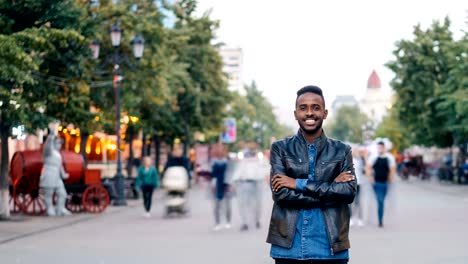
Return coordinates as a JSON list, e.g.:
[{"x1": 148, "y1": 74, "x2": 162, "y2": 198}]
[{"x1": 1, "y1": 179, "x2": 467, "y2": 264}]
